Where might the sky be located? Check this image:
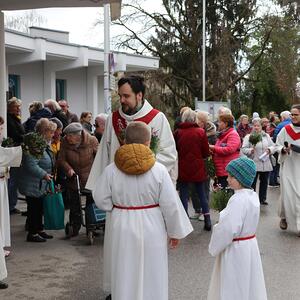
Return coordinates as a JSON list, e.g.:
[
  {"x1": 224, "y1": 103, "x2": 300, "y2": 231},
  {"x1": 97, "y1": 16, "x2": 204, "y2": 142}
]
[
  {"x1": 3, "y1": 1, "x2": 278, "y2": 50},
  {"x1": 5, "y1": 7, "x2": 109, "y2": 48},
  {"x1": 3, "y1": 1, "x2": 162, "y2": 49}
]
